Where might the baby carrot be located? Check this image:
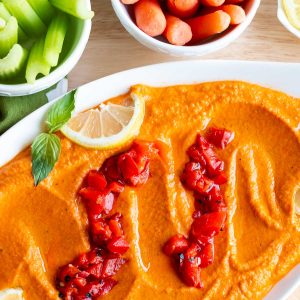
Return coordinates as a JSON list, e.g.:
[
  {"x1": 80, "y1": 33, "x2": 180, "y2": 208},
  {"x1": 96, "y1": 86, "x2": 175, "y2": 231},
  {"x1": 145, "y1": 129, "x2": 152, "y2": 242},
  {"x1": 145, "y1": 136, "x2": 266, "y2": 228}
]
[
  {"x1": 187, "y1": 11, "x2": 230, "y2": 42},
  {"x1": 134, "y1": 0, "x2": 166, "y2": 37},
  {"x1": 220, "y1": 4, "x2": 245, "y2": 24},
  {"x1": 122, "y1": 0, "x2": 140, "y2": 4},
  {"x1": 163, "y1": 15, "x2": 192, "y2": 45},
  {"x1": 167, "y1": 0, "x2": 200, "y2": 19},
  {"x1": 201, "y1": 0, "x2": 225, "y2": 7}
]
